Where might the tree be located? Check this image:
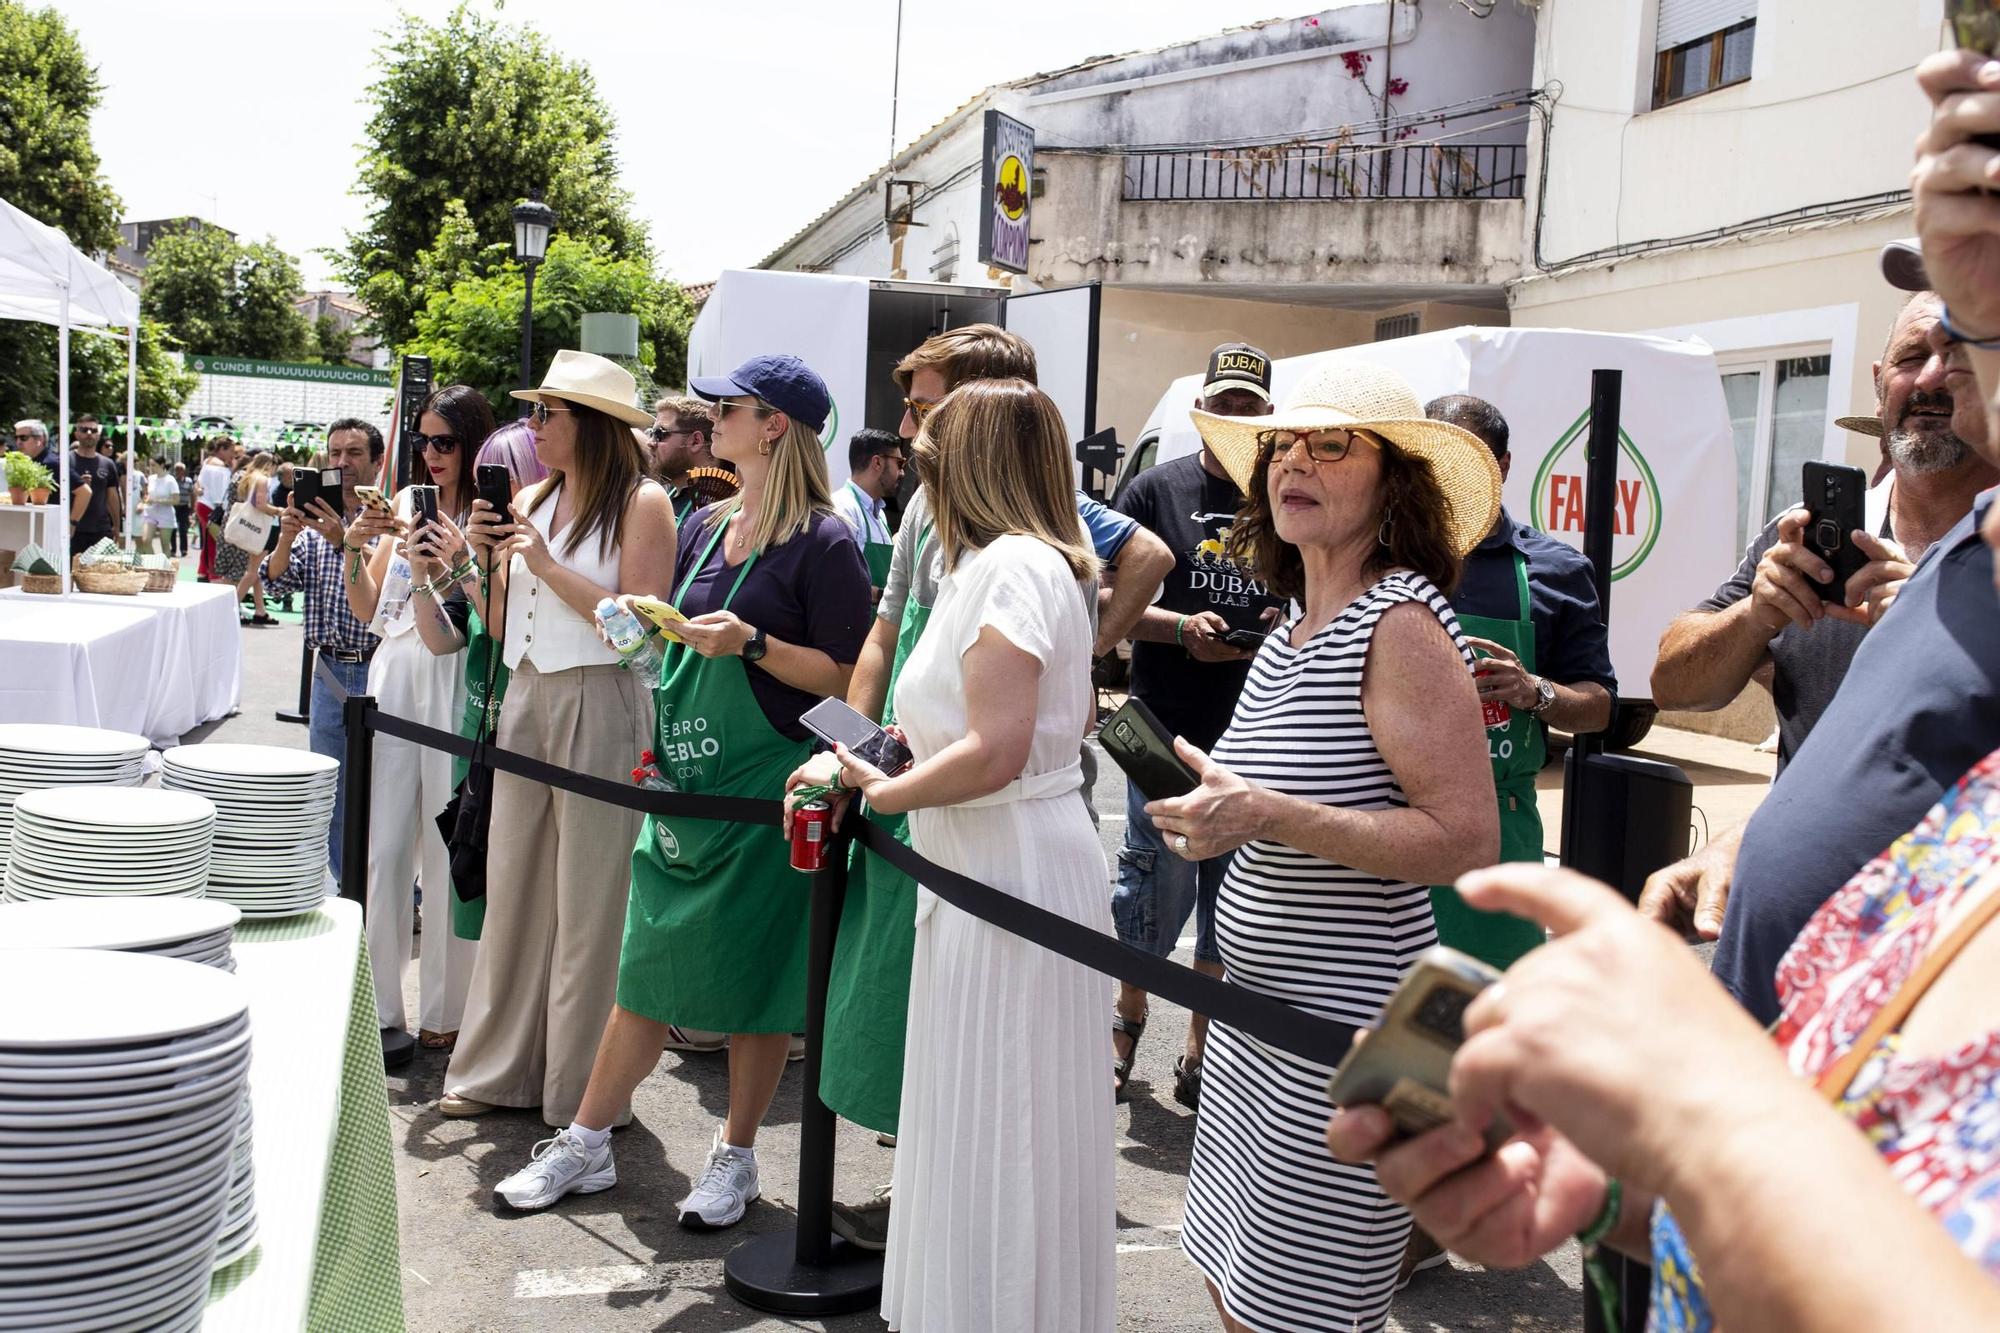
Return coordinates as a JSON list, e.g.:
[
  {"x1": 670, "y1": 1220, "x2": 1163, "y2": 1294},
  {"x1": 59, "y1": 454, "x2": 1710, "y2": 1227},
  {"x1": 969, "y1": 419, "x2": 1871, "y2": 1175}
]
[
  {"x1": 400, "y1": 233, "x2": 694, "y2": 416},
  {"x1": 0, "y1": 319, "x2": 197, "y2": 428},
  {"x1": 0, "y1": 2, "x2": 122, "y2": 252},
  {"x1": 312, "y1": 315, "x2": 351, "y2": 366},
  {"x1": 338, "y1": 3, "x2": 649, "y2": 352},
  {"x1": 141, "y1": 225, "x2": 312, "y2": 361}
]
